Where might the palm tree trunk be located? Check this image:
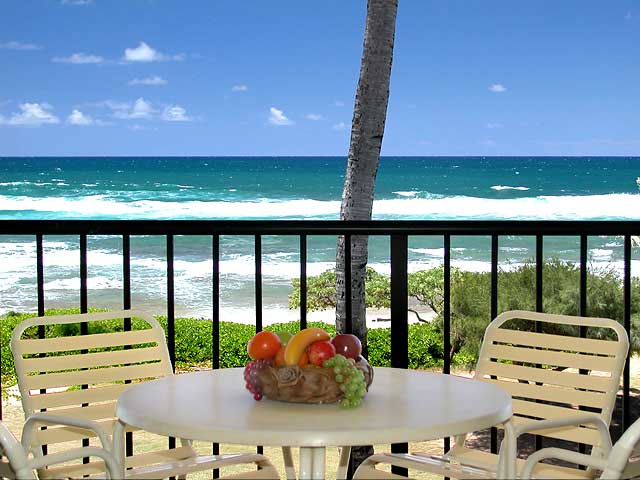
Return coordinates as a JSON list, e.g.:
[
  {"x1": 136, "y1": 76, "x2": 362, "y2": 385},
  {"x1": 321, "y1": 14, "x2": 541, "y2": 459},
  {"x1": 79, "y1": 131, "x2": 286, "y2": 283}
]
[
  {"x1": 335, "y1": 0, "x2": 398, "y2": 475},
  {"x1": 336, "y1": 0, "x2": 397, "y2": 356}
]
